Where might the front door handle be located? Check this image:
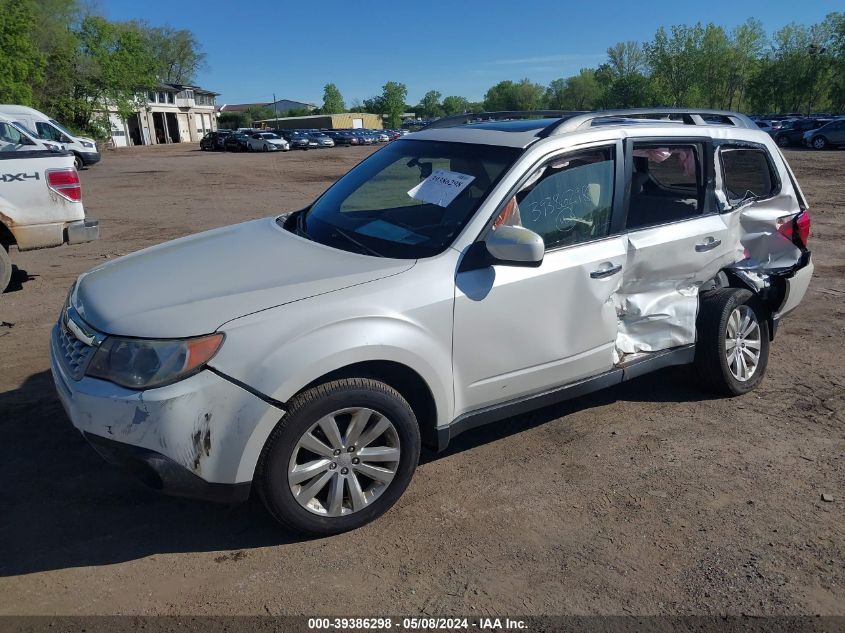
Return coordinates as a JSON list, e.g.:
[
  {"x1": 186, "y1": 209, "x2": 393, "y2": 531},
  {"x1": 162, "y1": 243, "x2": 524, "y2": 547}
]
[
  {"x1": 590, "y1": 263, "x2": 622, "y2": 279},
  {"x1": 695, "y1": 237, "x2": 722, "y2": 252}
]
